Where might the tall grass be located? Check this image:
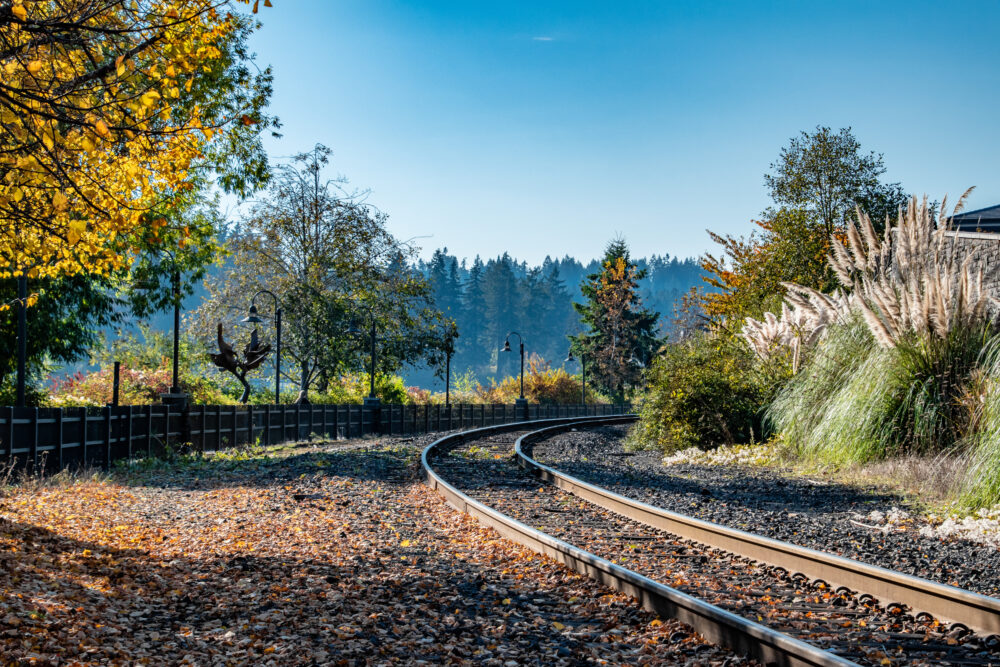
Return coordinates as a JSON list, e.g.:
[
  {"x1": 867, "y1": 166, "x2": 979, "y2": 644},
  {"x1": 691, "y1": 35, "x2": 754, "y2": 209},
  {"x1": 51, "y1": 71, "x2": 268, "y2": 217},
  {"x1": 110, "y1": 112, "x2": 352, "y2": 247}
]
[
  {"x1": 769, "y1": 318, "x2": 894, "y2": 464},
  {"x1": 770, "y1": 316, "x2": 992, "y2": 467},
  {"x1": 960, "y1": 340, "x2": 1000, "y2": 508}
]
